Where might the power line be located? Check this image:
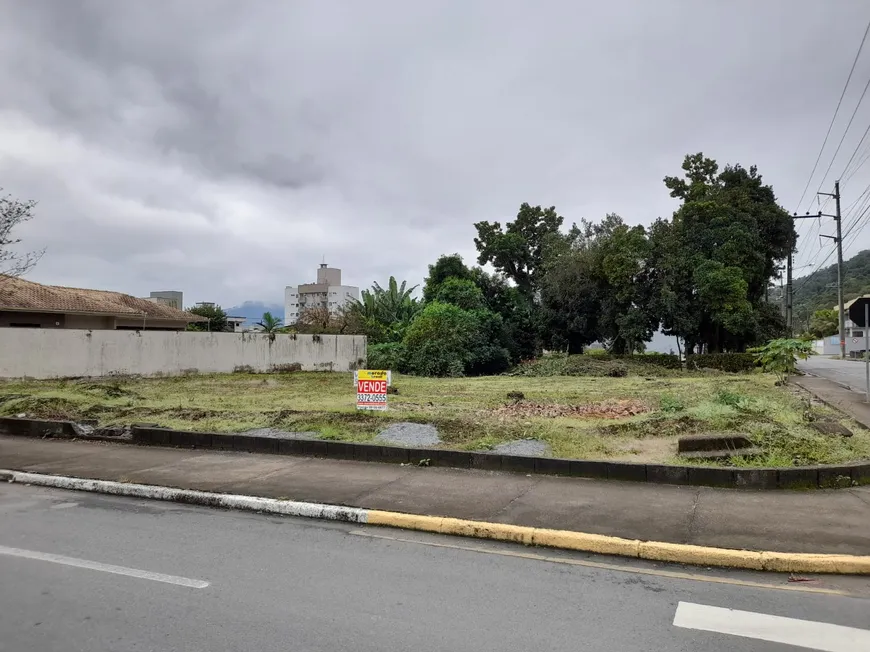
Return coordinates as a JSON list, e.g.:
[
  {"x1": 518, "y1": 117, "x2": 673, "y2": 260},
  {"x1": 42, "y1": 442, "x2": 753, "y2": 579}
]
[
  {"x1": 841, "y1": 120, "x2": 870, "y2": 181},
  {"x1": 794, "y1": 177, "x2": 870, "y2": 280},
  {"x1": 842, "y1": 204, "x2": 870, "y2": 259},
  {"x1": 842, "y1": 186, "x2": 870, "y2": 243},
  {"x1": 843, "y1": 139, "x2": 870, "y2": 184},
  {"x1": 795, "y1": 18, "x2": 870, "y2": 212},
  {"x1": 813, "y1": 74, "x2": 870, "y2": 197},
  {"x1": 795, "y1": 184, "x2": 870, "y2": 297}
]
